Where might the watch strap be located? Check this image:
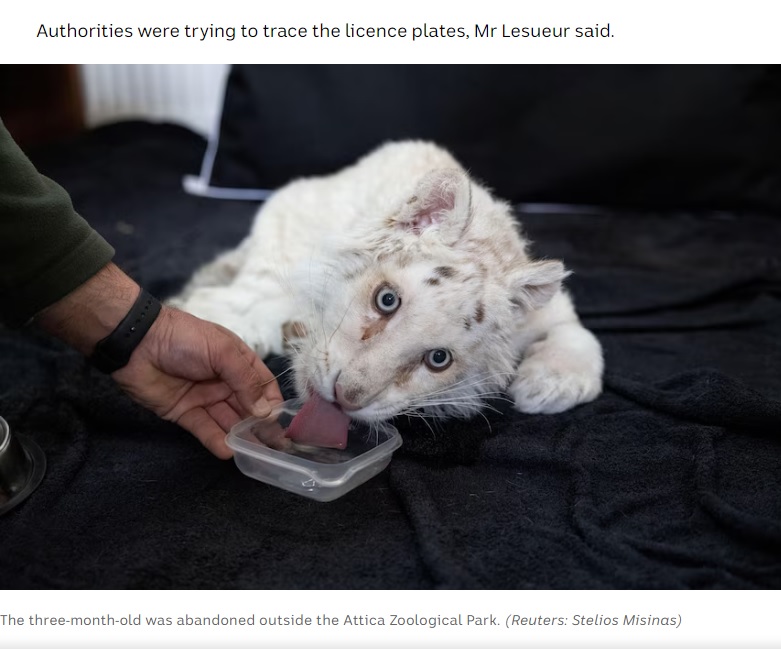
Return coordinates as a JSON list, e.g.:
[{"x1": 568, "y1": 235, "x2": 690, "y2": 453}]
[{"x1": 90, "y1": 289, "x2": 162, "y2": 374}]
